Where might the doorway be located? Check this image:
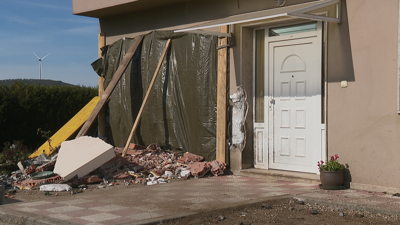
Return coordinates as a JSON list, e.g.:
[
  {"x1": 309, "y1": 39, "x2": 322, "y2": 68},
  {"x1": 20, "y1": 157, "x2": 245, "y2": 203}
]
[{"x1": 254, "y1": 21, "x2": 324, "y2": 173}]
